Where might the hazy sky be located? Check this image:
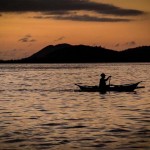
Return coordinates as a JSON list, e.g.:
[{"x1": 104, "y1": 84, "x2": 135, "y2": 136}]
[{"x1": 0, "y1": 0, "x2": 150, "y2": 60}]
